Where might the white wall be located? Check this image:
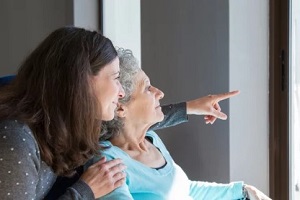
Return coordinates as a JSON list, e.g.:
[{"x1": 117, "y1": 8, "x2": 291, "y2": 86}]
[
  {"x1": 102, "y1": 0, "x2": 141, "y2": 63},
  {"x1": 73, "y1": 0, "x2": 99, "y2": 30},
  {"x1": 229, "y1": 0, "x2": 269, "y2": 194}
]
